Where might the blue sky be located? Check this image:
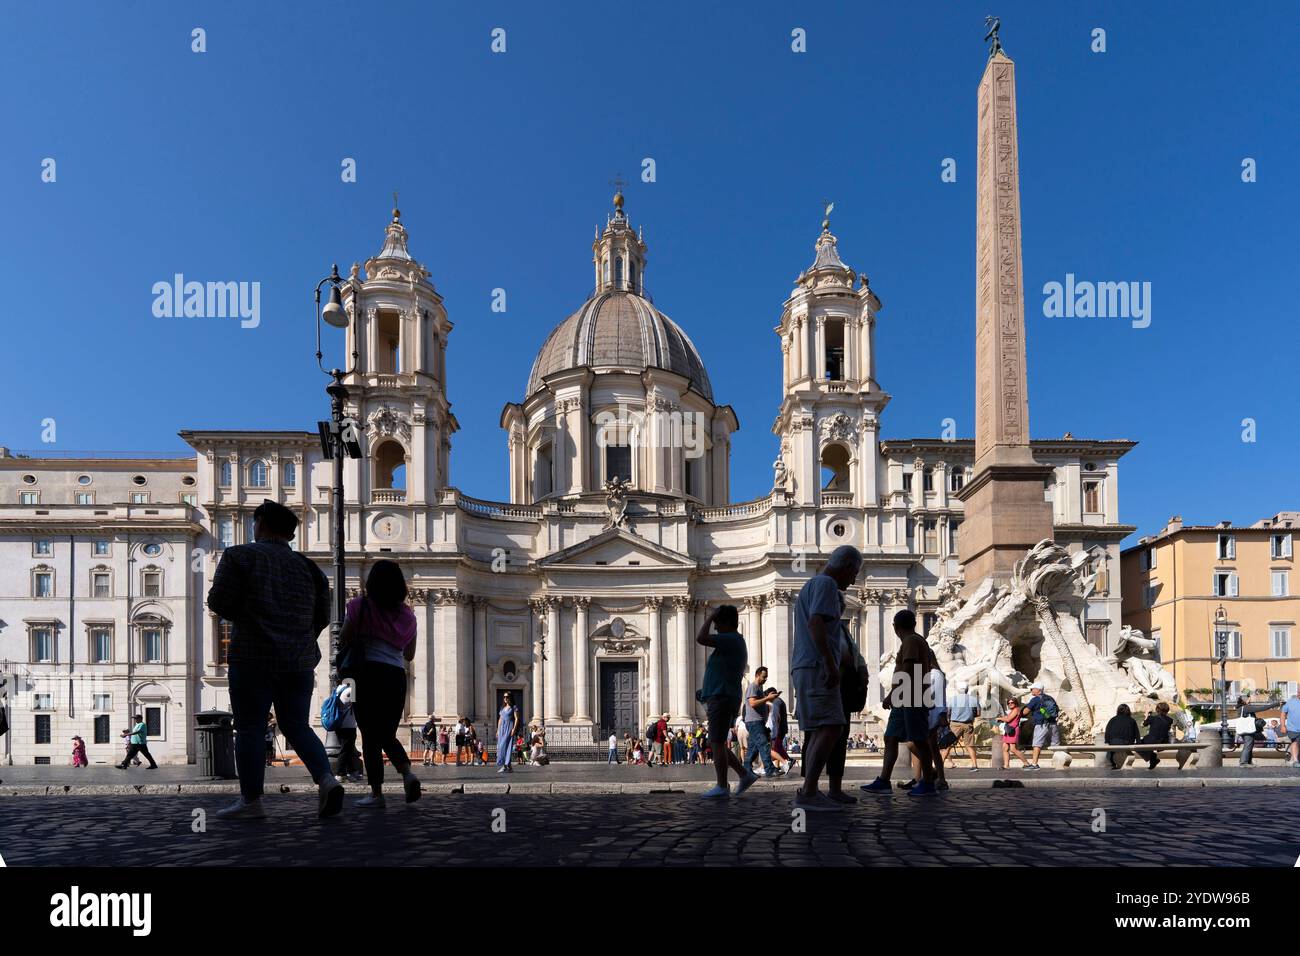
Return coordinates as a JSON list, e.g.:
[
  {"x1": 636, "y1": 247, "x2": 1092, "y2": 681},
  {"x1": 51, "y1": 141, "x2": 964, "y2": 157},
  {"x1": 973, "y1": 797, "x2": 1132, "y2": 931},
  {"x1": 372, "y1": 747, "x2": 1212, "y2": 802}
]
[{"x1": 3, "y1": 1, "x2": 1297, "y2": 543}]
